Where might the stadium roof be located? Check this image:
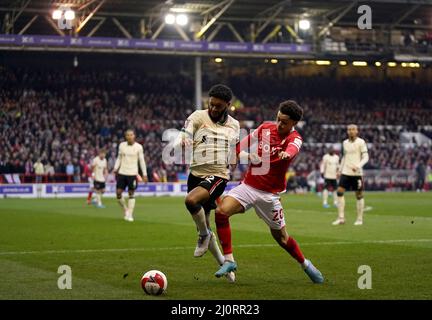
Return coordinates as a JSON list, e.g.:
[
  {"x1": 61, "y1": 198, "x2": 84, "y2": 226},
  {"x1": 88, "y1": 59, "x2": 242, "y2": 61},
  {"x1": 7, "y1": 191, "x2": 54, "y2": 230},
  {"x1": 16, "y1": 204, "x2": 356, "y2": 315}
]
[
  {"x1": 2, "y1": 0, "x2": 432, "y2": 38},
  {"x1": 1, "y1": 1, "x2": 432, "y2": 59}
]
